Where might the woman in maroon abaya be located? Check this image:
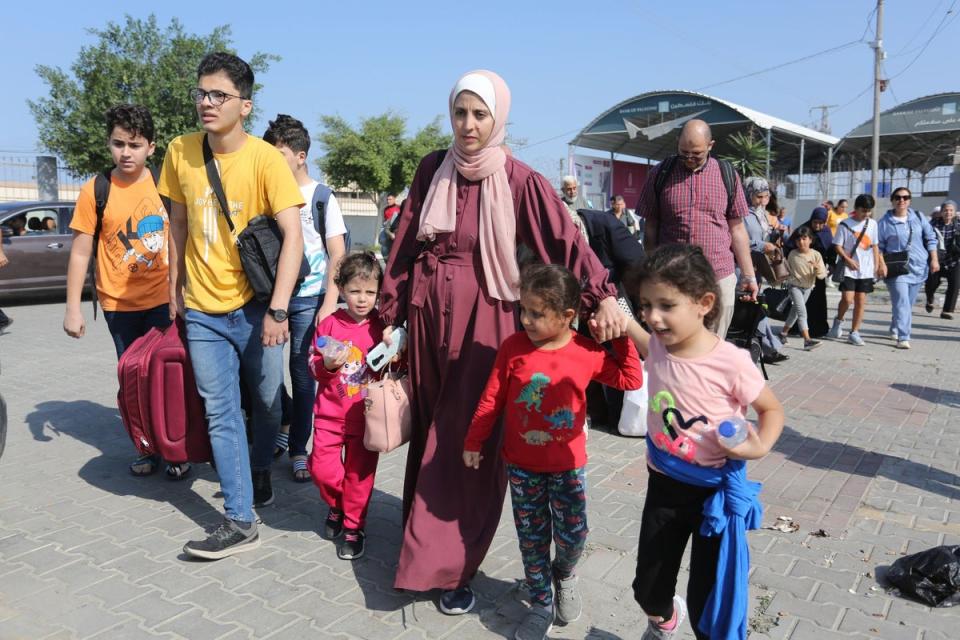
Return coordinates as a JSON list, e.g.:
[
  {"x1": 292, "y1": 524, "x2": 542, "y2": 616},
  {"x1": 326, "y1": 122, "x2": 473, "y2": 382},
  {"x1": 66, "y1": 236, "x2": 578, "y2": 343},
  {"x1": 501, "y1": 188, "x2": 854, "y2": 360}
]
[{"x1": 378, "y1": 70, "x2": 626, "y2": 614}]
